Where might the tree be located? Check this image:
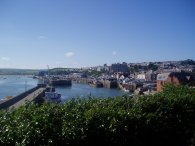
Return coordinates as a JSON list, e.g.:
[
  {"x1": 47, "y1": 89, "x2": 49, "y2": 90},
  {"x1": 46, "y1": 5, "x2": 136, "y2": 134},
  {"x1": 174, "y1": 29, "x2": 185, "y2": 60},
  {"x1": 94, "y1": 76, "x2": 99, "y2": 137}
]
[{"x1": 148, "y1": 63, "x2": 158, "y2": 71}]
